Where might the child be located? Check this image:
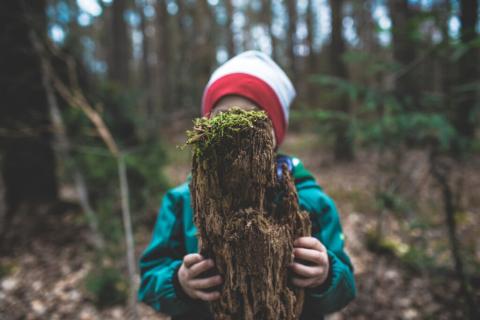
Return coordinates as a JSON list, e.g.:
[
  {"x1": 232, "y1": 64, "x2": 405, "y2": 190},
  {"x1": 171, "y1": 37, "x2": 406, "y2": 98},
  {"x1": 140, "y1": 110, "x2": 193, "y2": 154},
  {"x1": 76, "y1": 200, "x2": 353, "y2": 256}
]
[{"x1": 138, "y1": 51, "x2": 356, "y2": 319}]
